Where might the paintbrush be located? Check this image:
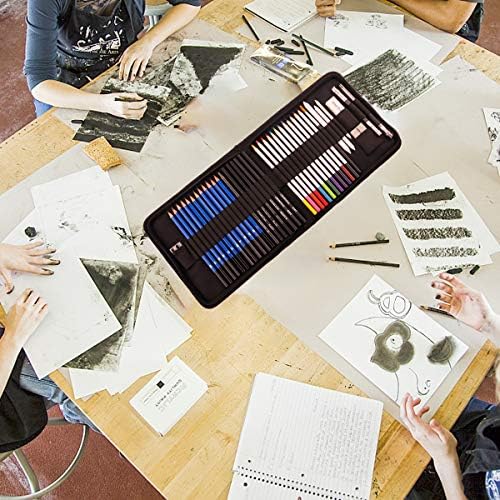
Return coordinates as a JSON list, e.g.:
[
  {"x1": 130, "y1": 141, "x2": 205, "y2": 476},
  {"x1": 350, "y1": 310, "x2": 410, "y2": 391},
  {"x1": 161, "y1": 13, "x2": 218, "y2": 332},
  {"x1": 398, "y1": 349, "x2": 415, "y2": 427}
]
[
  {"x1": 330, "y1": 239, "x2": 389, "y2": 249},
  {"x1": 420, "y1": 305, "x2": 454, "y2": 318},
  {"x1": 328, "y1": 256, "x2": 400, "y2": 268}
]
